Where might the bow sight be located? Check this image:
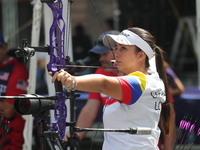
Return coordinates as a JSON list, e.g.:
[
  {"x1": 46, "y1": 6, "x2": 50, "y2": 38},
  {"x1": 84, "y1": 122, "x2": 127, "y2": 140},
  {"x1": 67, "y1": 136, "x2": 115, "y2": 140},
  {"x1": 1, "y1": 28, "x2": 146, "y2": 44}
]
[{"x1": 13, "y1": 94, "x2": 55, "y2": 116}]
